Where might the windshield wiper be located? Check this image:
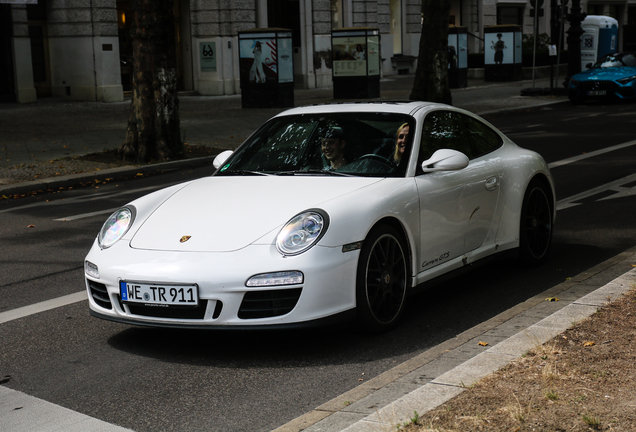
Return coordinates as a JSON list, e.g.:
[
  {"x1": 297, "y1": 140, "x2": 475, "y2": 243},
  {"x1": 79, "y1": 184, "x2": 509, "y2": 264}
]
[
  {"x1": 218, "y1": 170, "x2": 272, "y2": 176},
  {"x1": 276, "y1": 169, "x2": 352, "y2": 177}
]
